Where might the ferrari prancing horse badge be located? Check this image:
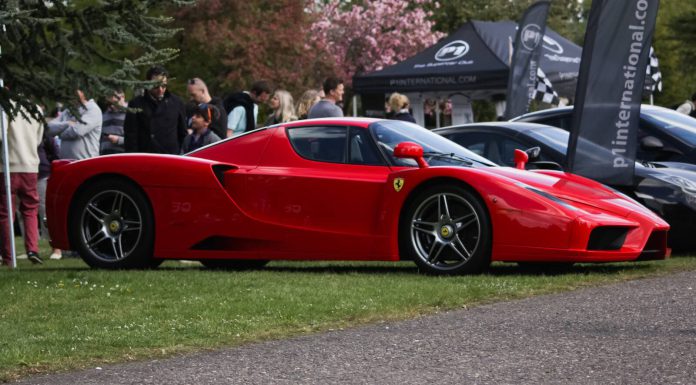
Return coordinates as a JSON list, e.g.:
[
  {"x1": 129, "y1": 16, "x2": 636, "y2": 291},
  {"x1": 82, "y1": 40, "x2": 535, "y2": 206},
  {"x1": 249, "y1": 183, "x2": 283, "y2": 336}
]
[{"x1": 393, "y1": 177, "x2": 404, "y2": 192}]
